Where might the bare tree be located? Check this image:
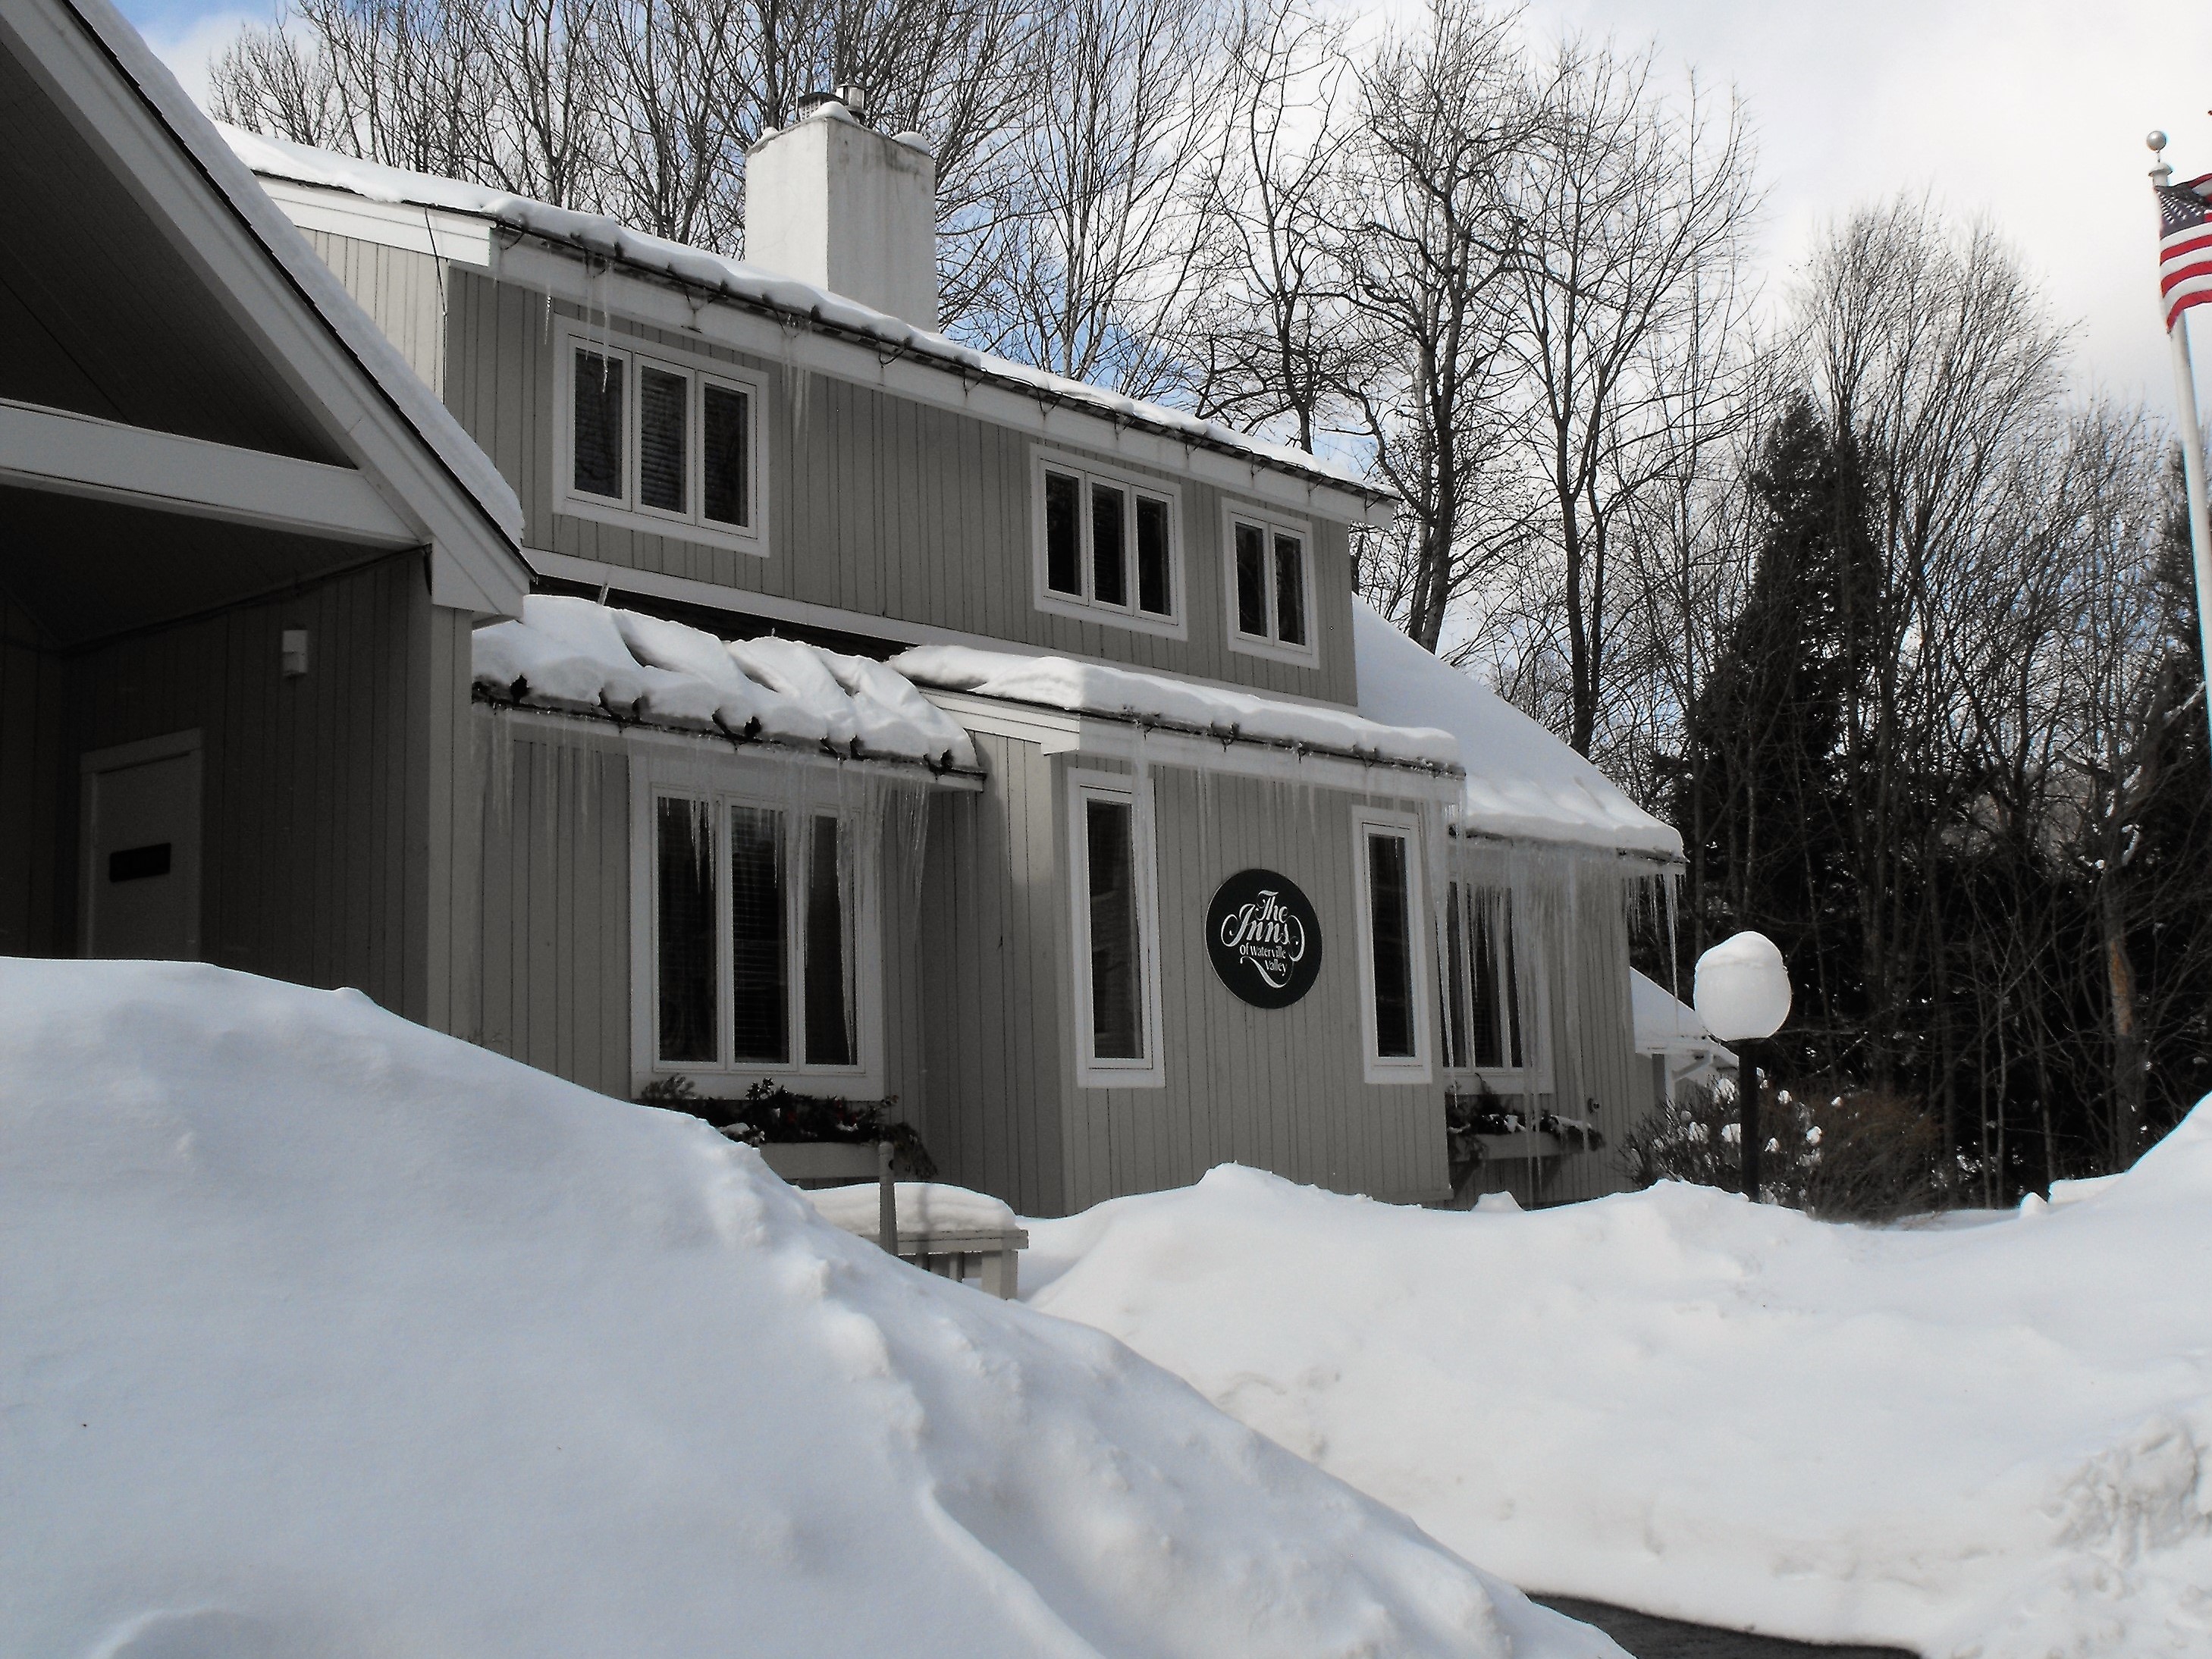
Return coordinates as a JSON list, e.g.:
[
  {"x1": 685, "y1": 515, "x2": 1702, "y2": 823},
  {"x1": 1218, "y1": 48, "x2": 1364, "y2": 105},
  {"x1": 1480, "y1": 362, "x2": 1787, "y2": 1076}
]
[
  {"x1": 1799, "y1": 198, "x2": 2069, "y2": 1106},
  {"x1": 1336, "y1": 0, "x2": 1534, "y2": 651},
  {"x1": 966, "y1": 0, "x2": 1227, "y2": 397},
  {"x1": 1486, "y1": 45, "x2": 1756, "y2": 758},
  {"x1": 1183, "y1": 0, "x2": 1354, "y2": 449}
]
